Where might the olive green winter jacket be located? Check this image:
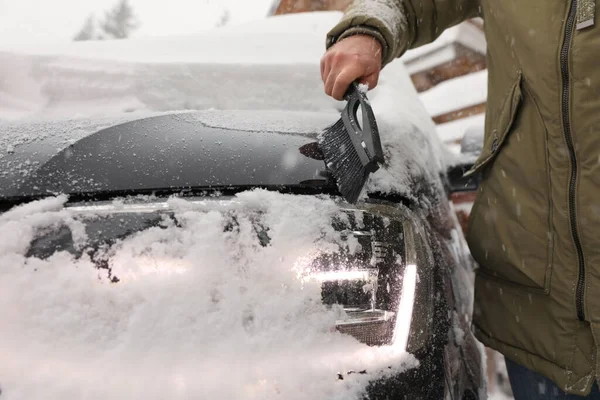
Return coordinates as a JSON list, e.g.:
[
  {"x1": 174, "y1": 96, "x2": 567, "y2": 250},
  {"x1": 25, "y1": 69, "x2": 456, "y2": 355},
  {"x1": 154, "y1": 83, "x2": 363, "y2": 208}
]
[{"x1": 327, "y1": 0, "x2": 600, "y2": 395}]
